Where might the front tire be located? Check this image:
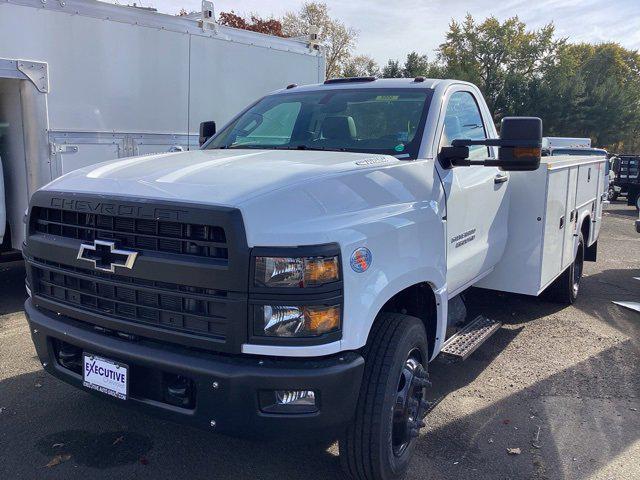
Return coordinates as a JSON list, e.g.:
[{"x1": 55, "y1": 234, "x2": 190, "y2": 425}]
[
  {"x1": 339, "y1": 313, "x2": 430, "y2": 480},
  {"x1": 607, "y1": 186, "x2": 618, "y2": 202}
]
